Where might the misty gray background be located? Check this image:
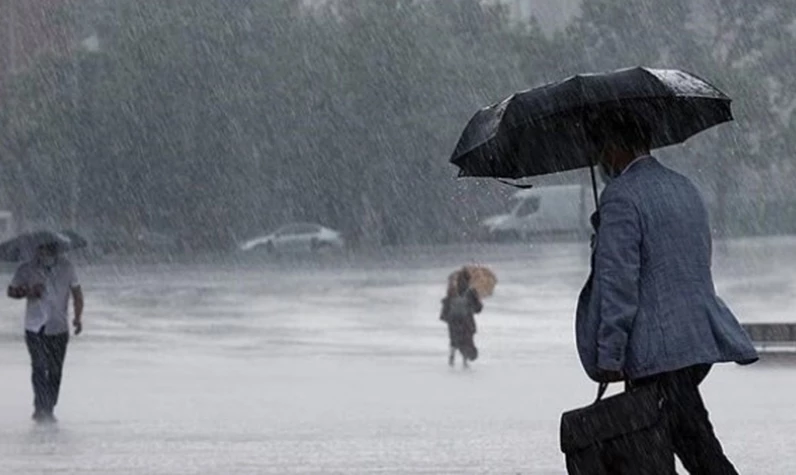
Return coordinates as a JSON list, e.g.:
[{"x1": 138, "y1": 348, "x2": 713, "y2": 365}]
[
  {"x1": 1, "y1": 1, "x2": 795, "y2": 474},
  {"x1": 1, "y1": 0, "x2": 795, "y2": 249}
]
